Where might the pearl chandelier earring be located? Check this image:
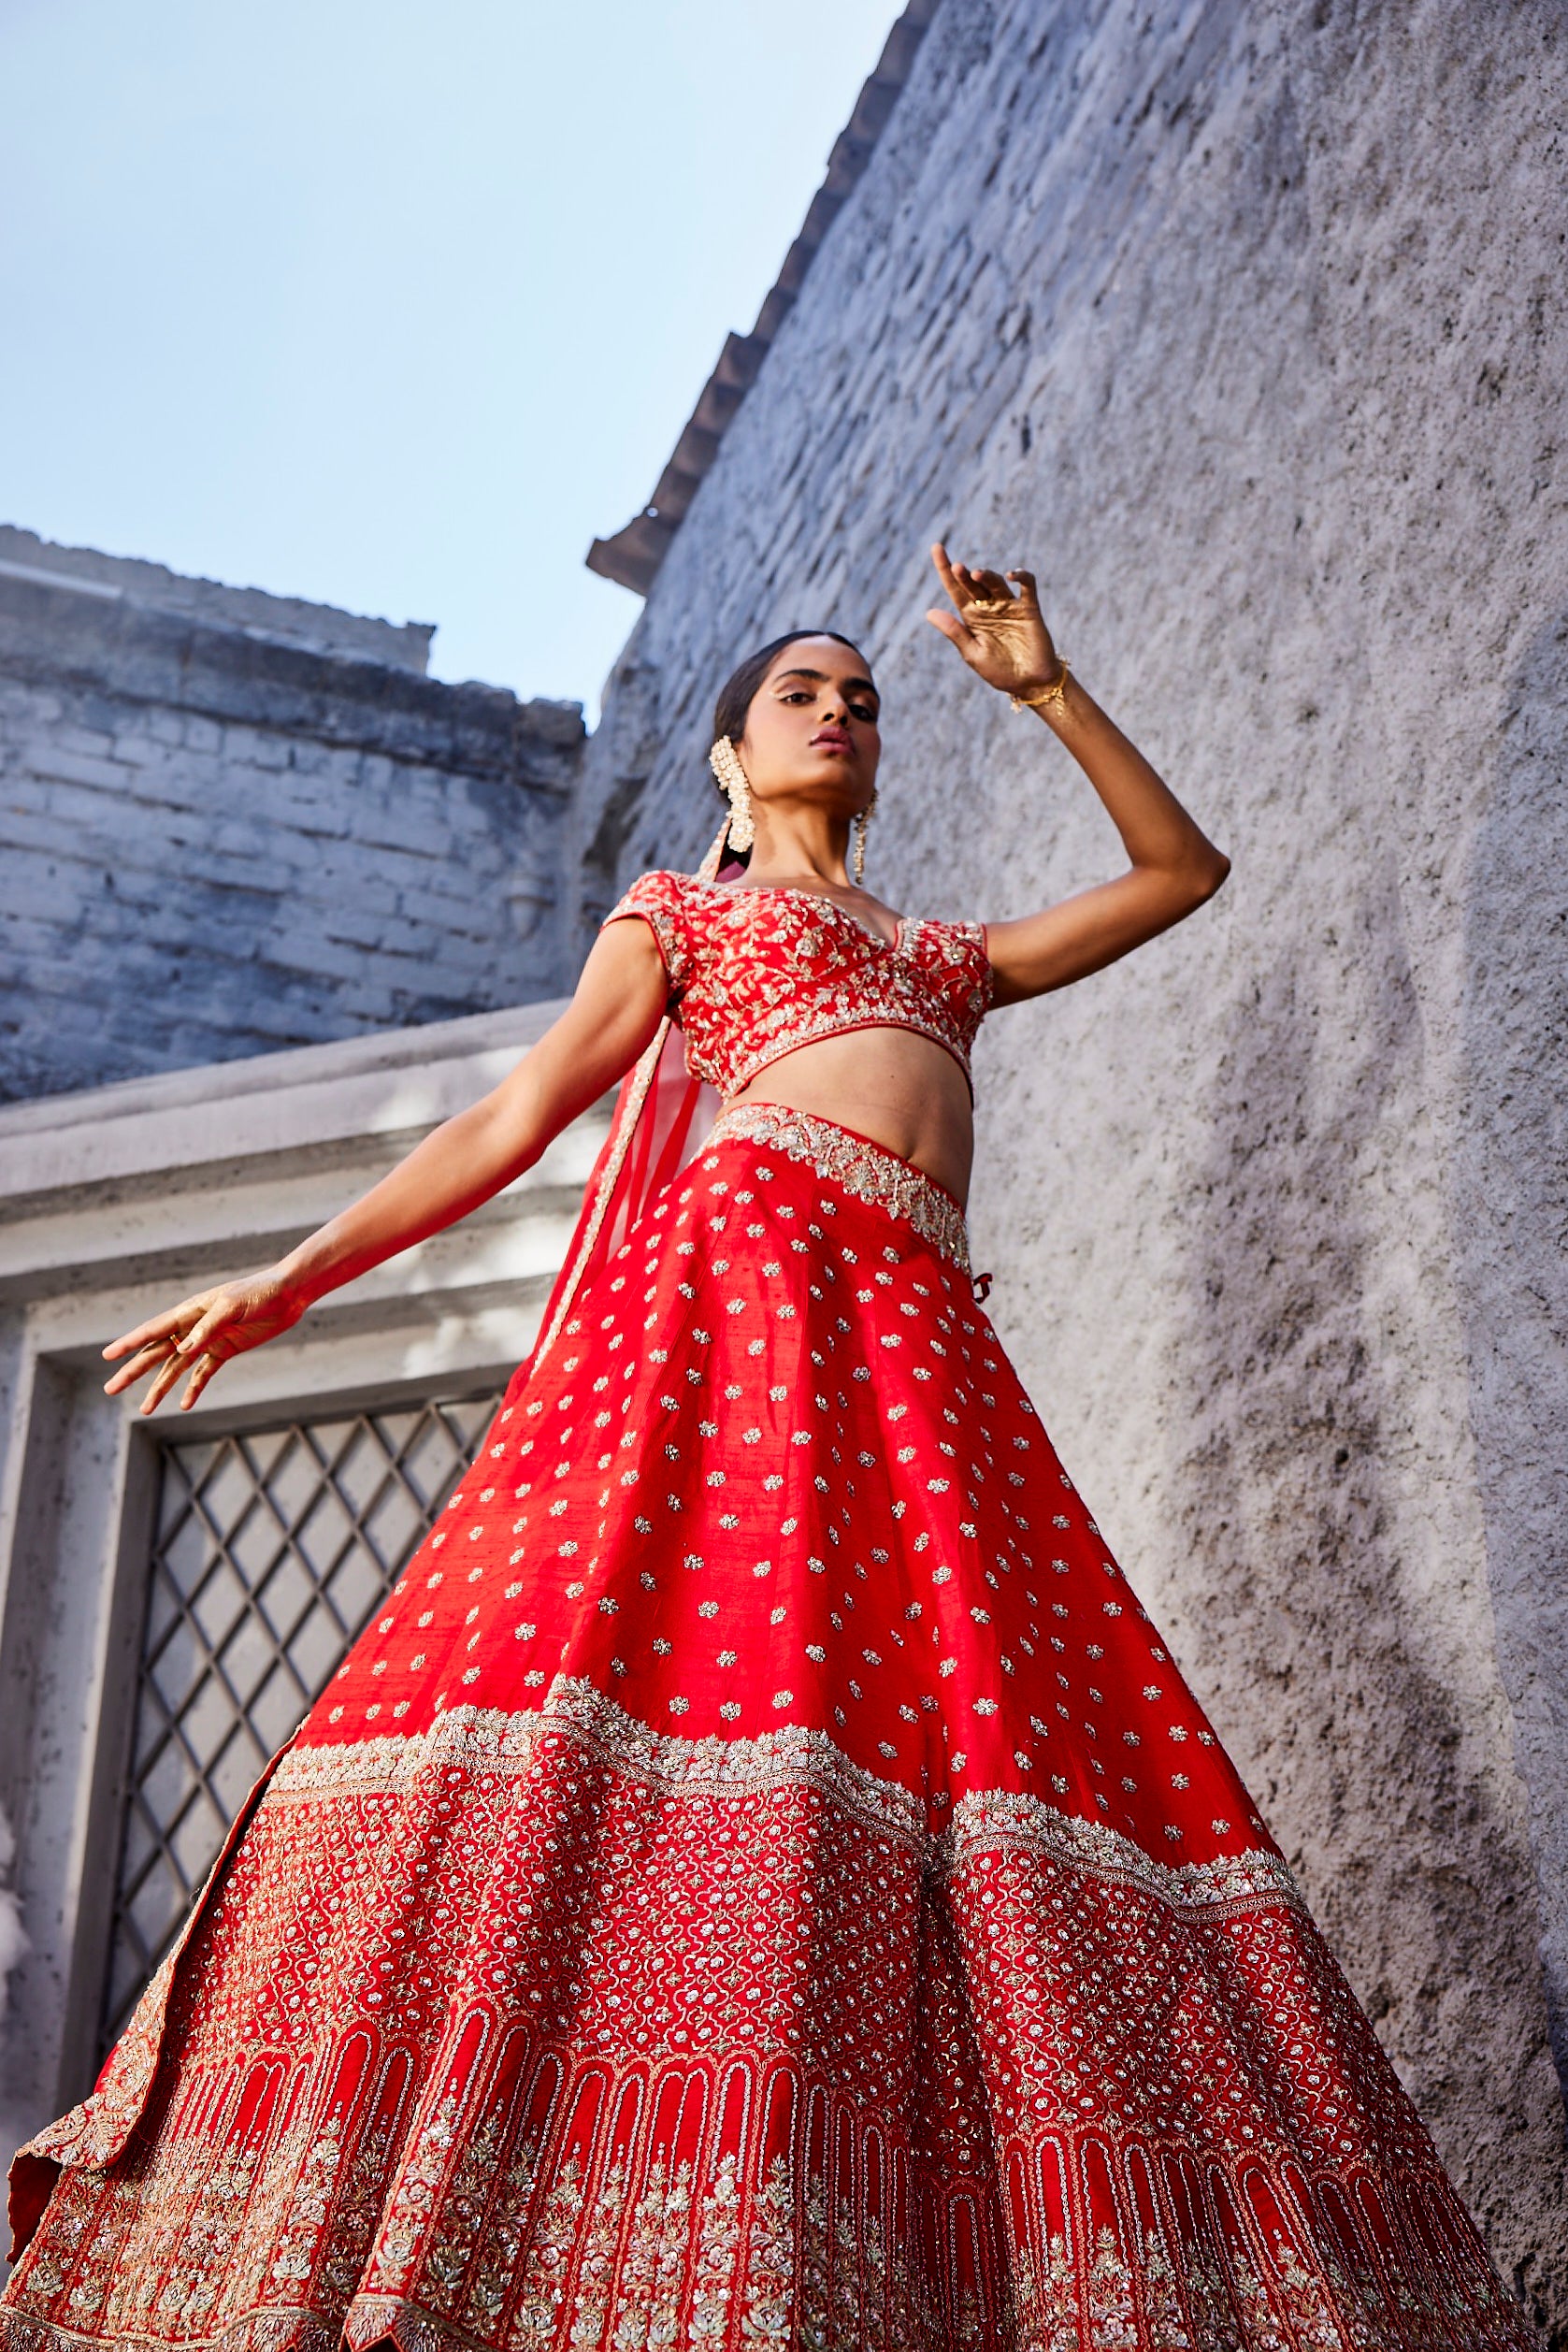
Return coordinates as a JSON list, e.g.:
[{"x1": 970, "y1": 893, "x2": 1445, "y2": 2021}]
[
  {"x1": 853, "y1": 793, "x2": 877, "y2": 885},
  {"x1": 709, "y1": 737, "x2": 755, "y2": 852}
]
